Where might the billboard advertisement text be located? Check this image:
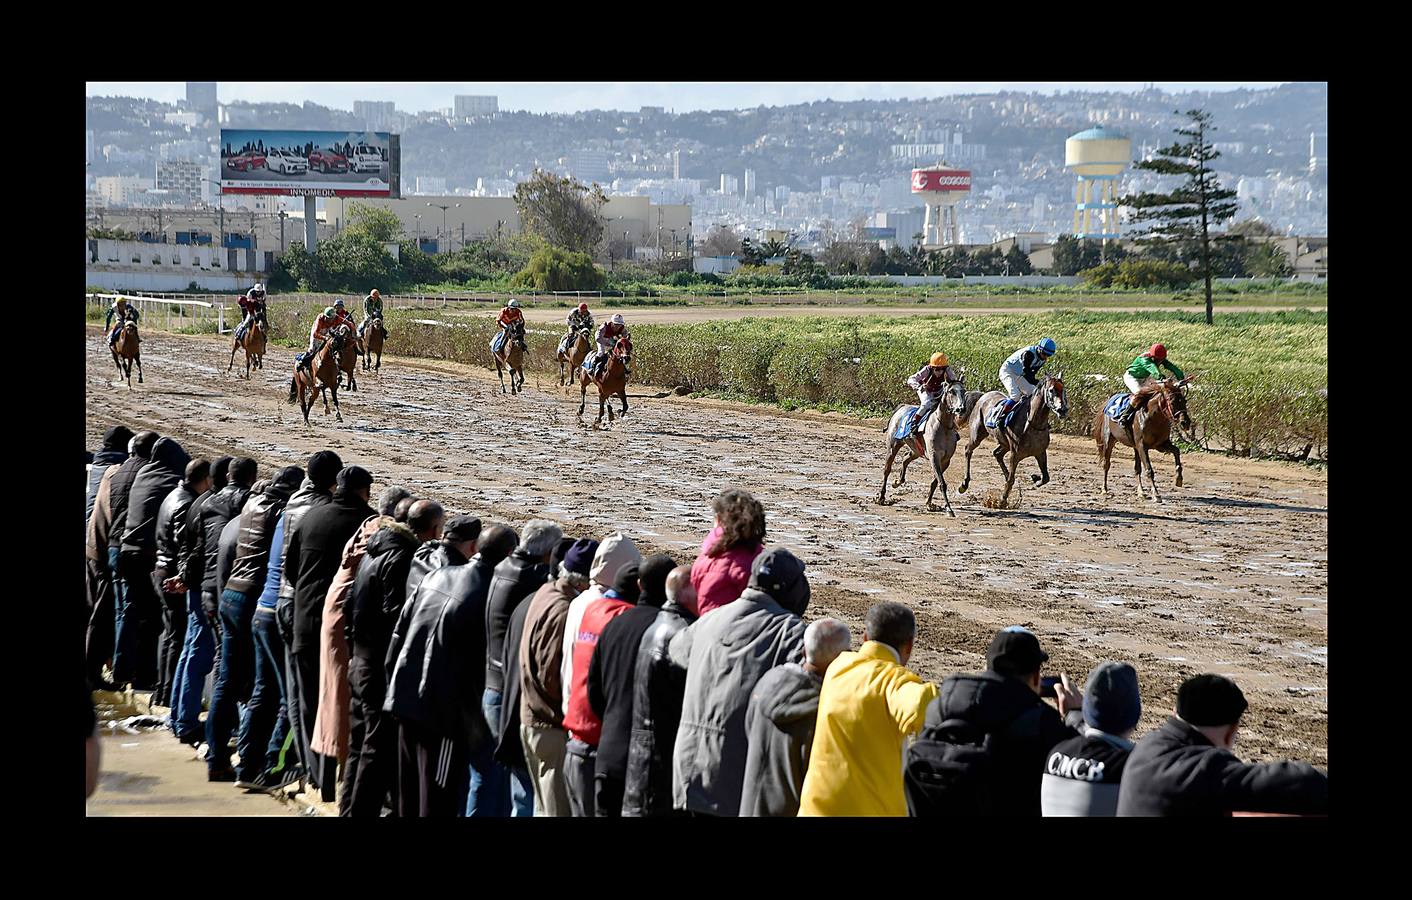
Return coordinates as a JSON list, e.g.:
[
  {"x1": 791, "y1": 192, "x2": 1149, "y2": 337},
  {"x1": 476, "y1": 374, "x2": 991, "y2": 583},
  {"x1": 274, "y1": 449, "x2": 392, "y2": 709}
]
[{"x1": 220, "y1": 129, "x2": 400, "y2": 198}]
